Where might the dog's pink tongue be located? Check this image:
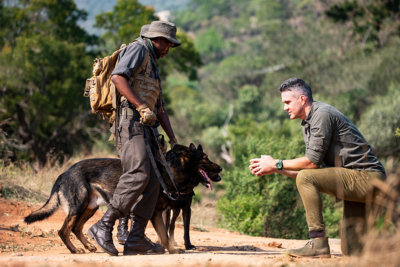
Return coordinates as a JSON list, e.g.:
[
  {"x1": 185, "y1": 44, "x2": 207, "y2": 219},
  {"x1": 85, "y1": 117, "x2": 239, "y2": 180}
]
[{"x1": 199, "y1": 169, "x2": 213, "y2": 191}]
